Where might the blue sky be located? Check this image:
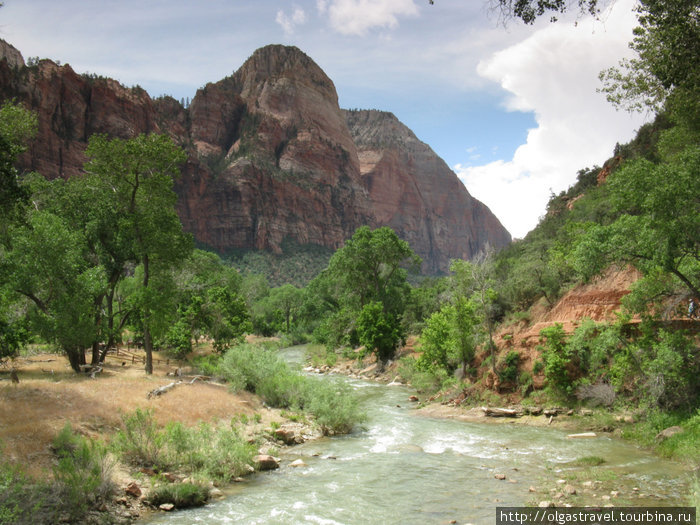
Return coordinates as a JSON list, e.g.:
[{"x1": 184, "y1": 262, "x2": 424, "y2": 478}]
[{"x1": 0, "y1": 0, "x2": 647, "y2": 238}]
